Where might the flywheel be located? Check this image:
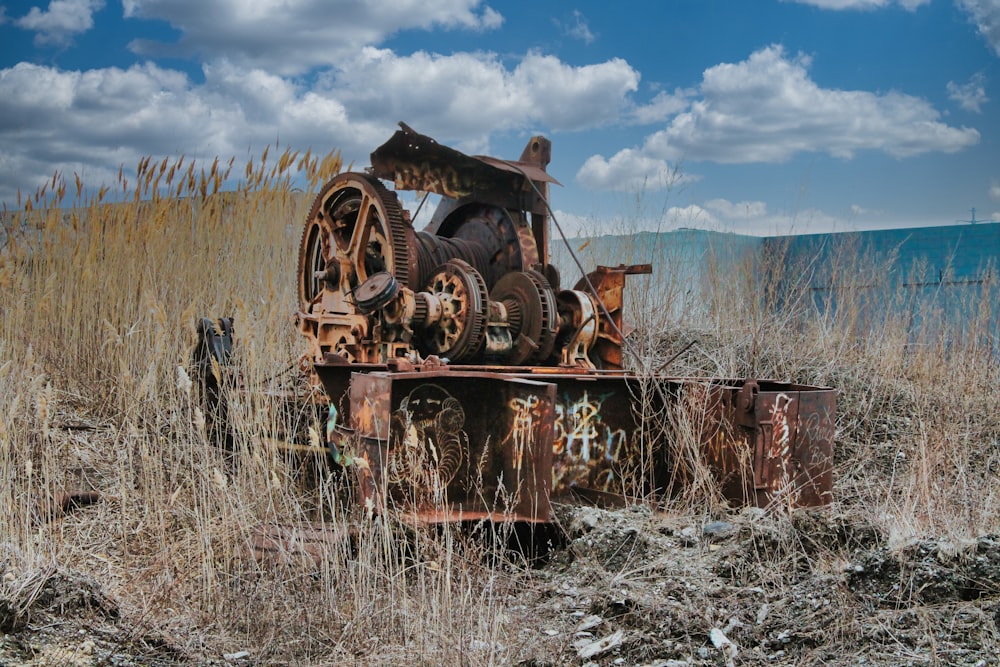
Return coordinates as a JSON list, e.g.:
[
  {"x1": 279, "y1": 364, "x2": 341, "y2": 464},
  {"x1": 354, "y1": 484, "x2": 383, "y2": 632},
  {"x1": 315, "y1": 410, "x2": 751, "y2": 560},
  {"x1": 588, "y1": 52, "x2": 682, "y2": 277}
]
[
  {"x1": 298, "y1": 172, "x2": 415, "y2": 310},
  {"x1": 490, "y1": 270, "x2": 558, "y2": 365}
]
